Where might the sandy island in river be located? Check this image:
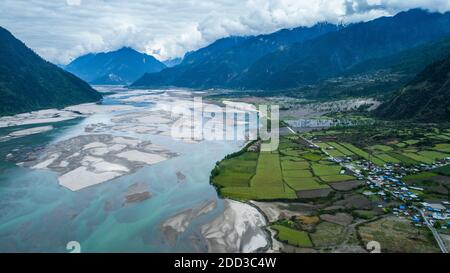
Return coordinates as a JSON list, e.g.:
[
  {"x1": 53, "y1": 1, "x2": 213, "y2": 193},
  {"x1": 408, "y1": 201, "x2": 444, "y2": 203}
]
[{"x1": 24, "y1": 134, "x2": 177, "y2": 191}]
